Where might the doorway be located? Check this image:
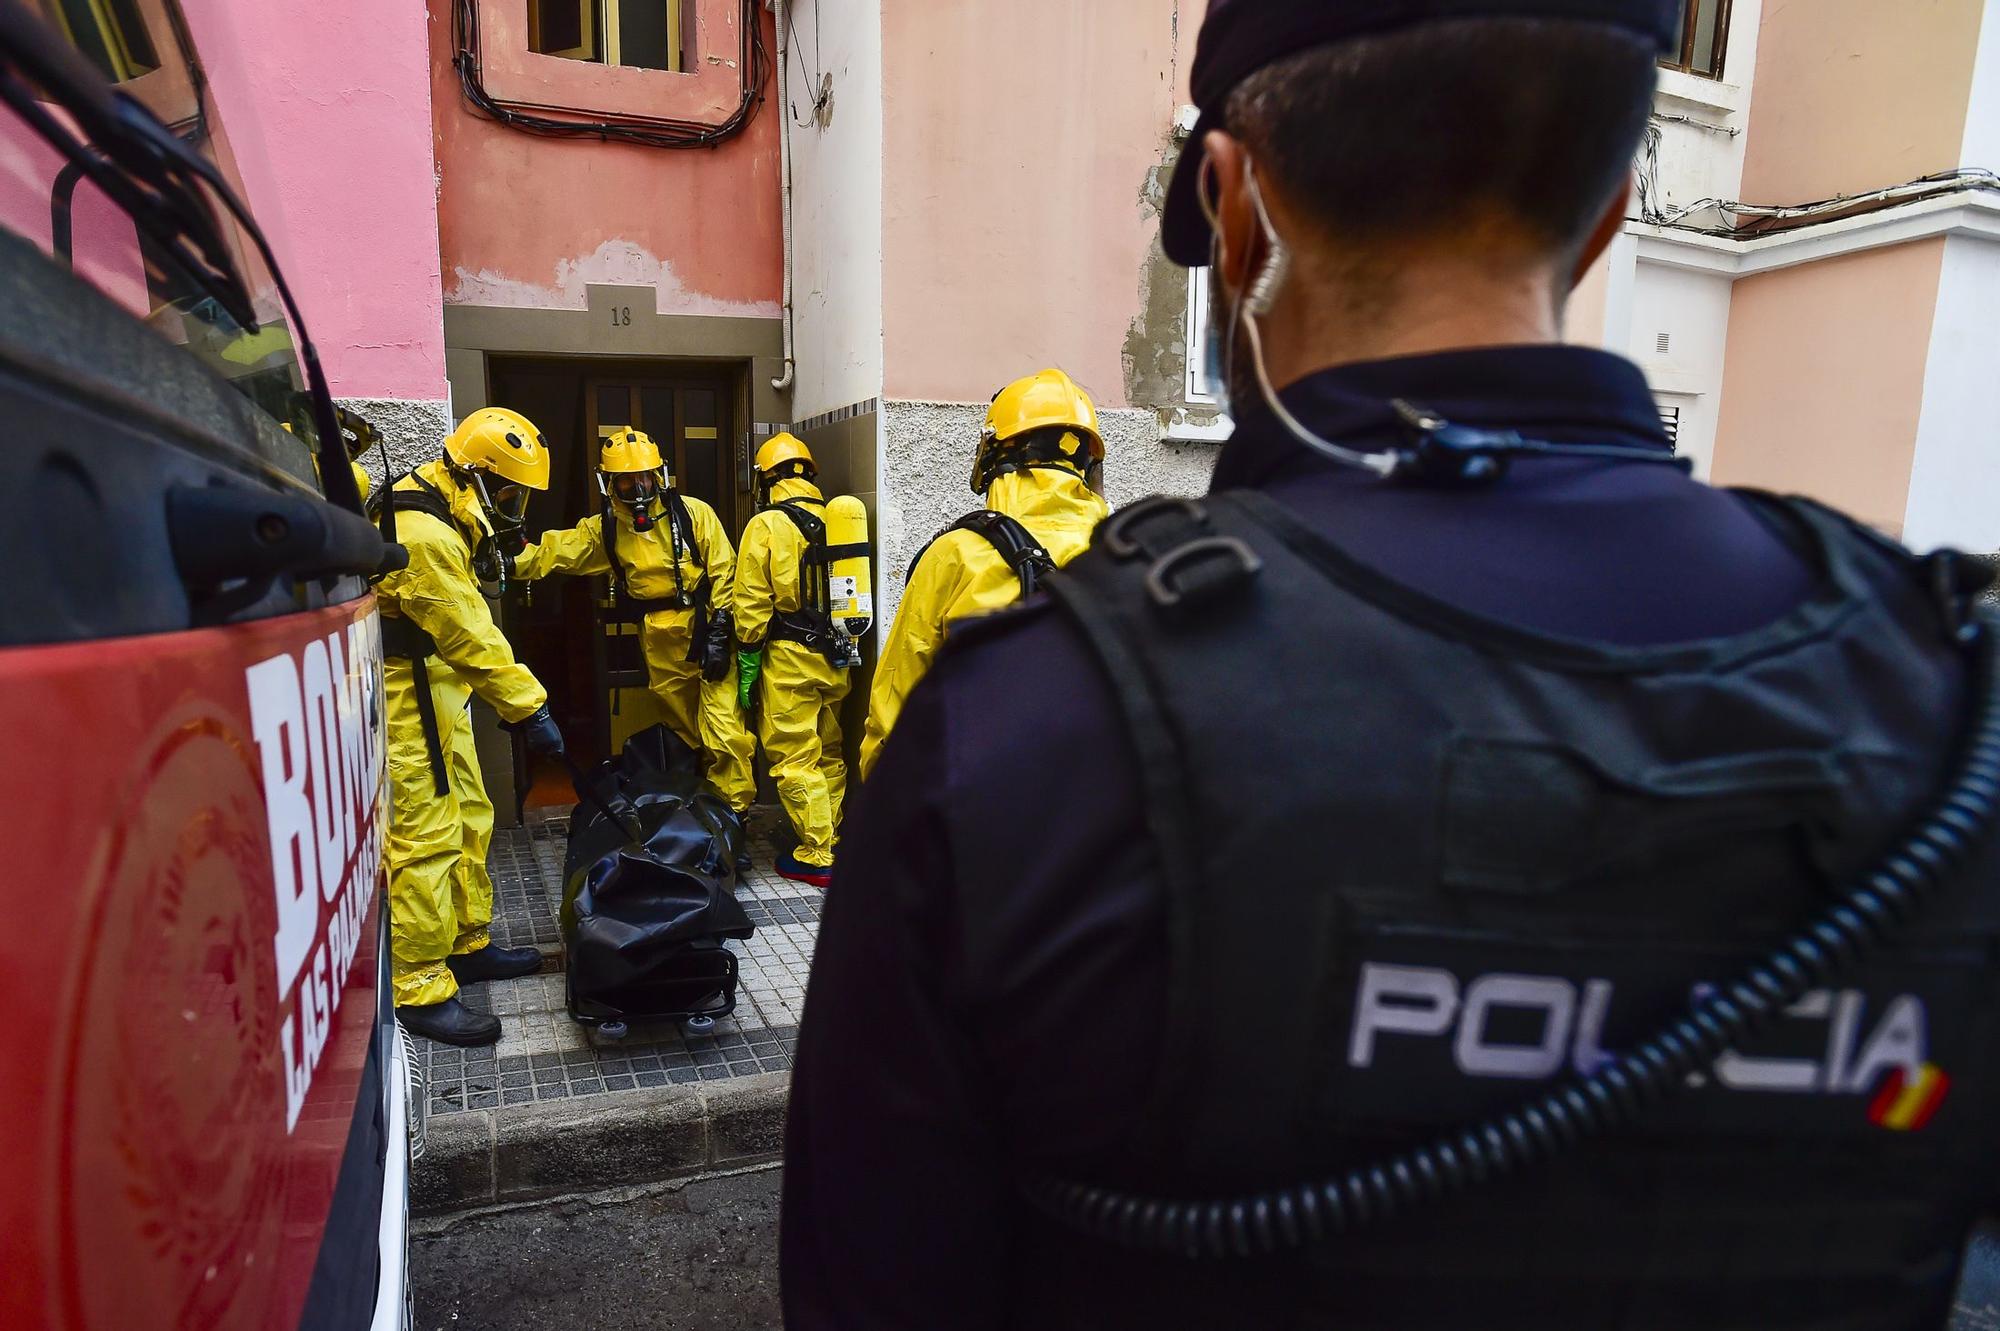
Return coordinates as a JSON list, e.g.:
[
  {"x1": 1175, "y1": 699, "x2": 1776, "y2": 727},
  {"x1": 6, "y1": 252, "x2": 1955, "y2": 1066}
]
[
  {"x1": 586, "y1": 378, "x2": 733, "y2": 519},
  {"x1": 485, "y1": 356, "x2": 746, "y2": 809}
]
